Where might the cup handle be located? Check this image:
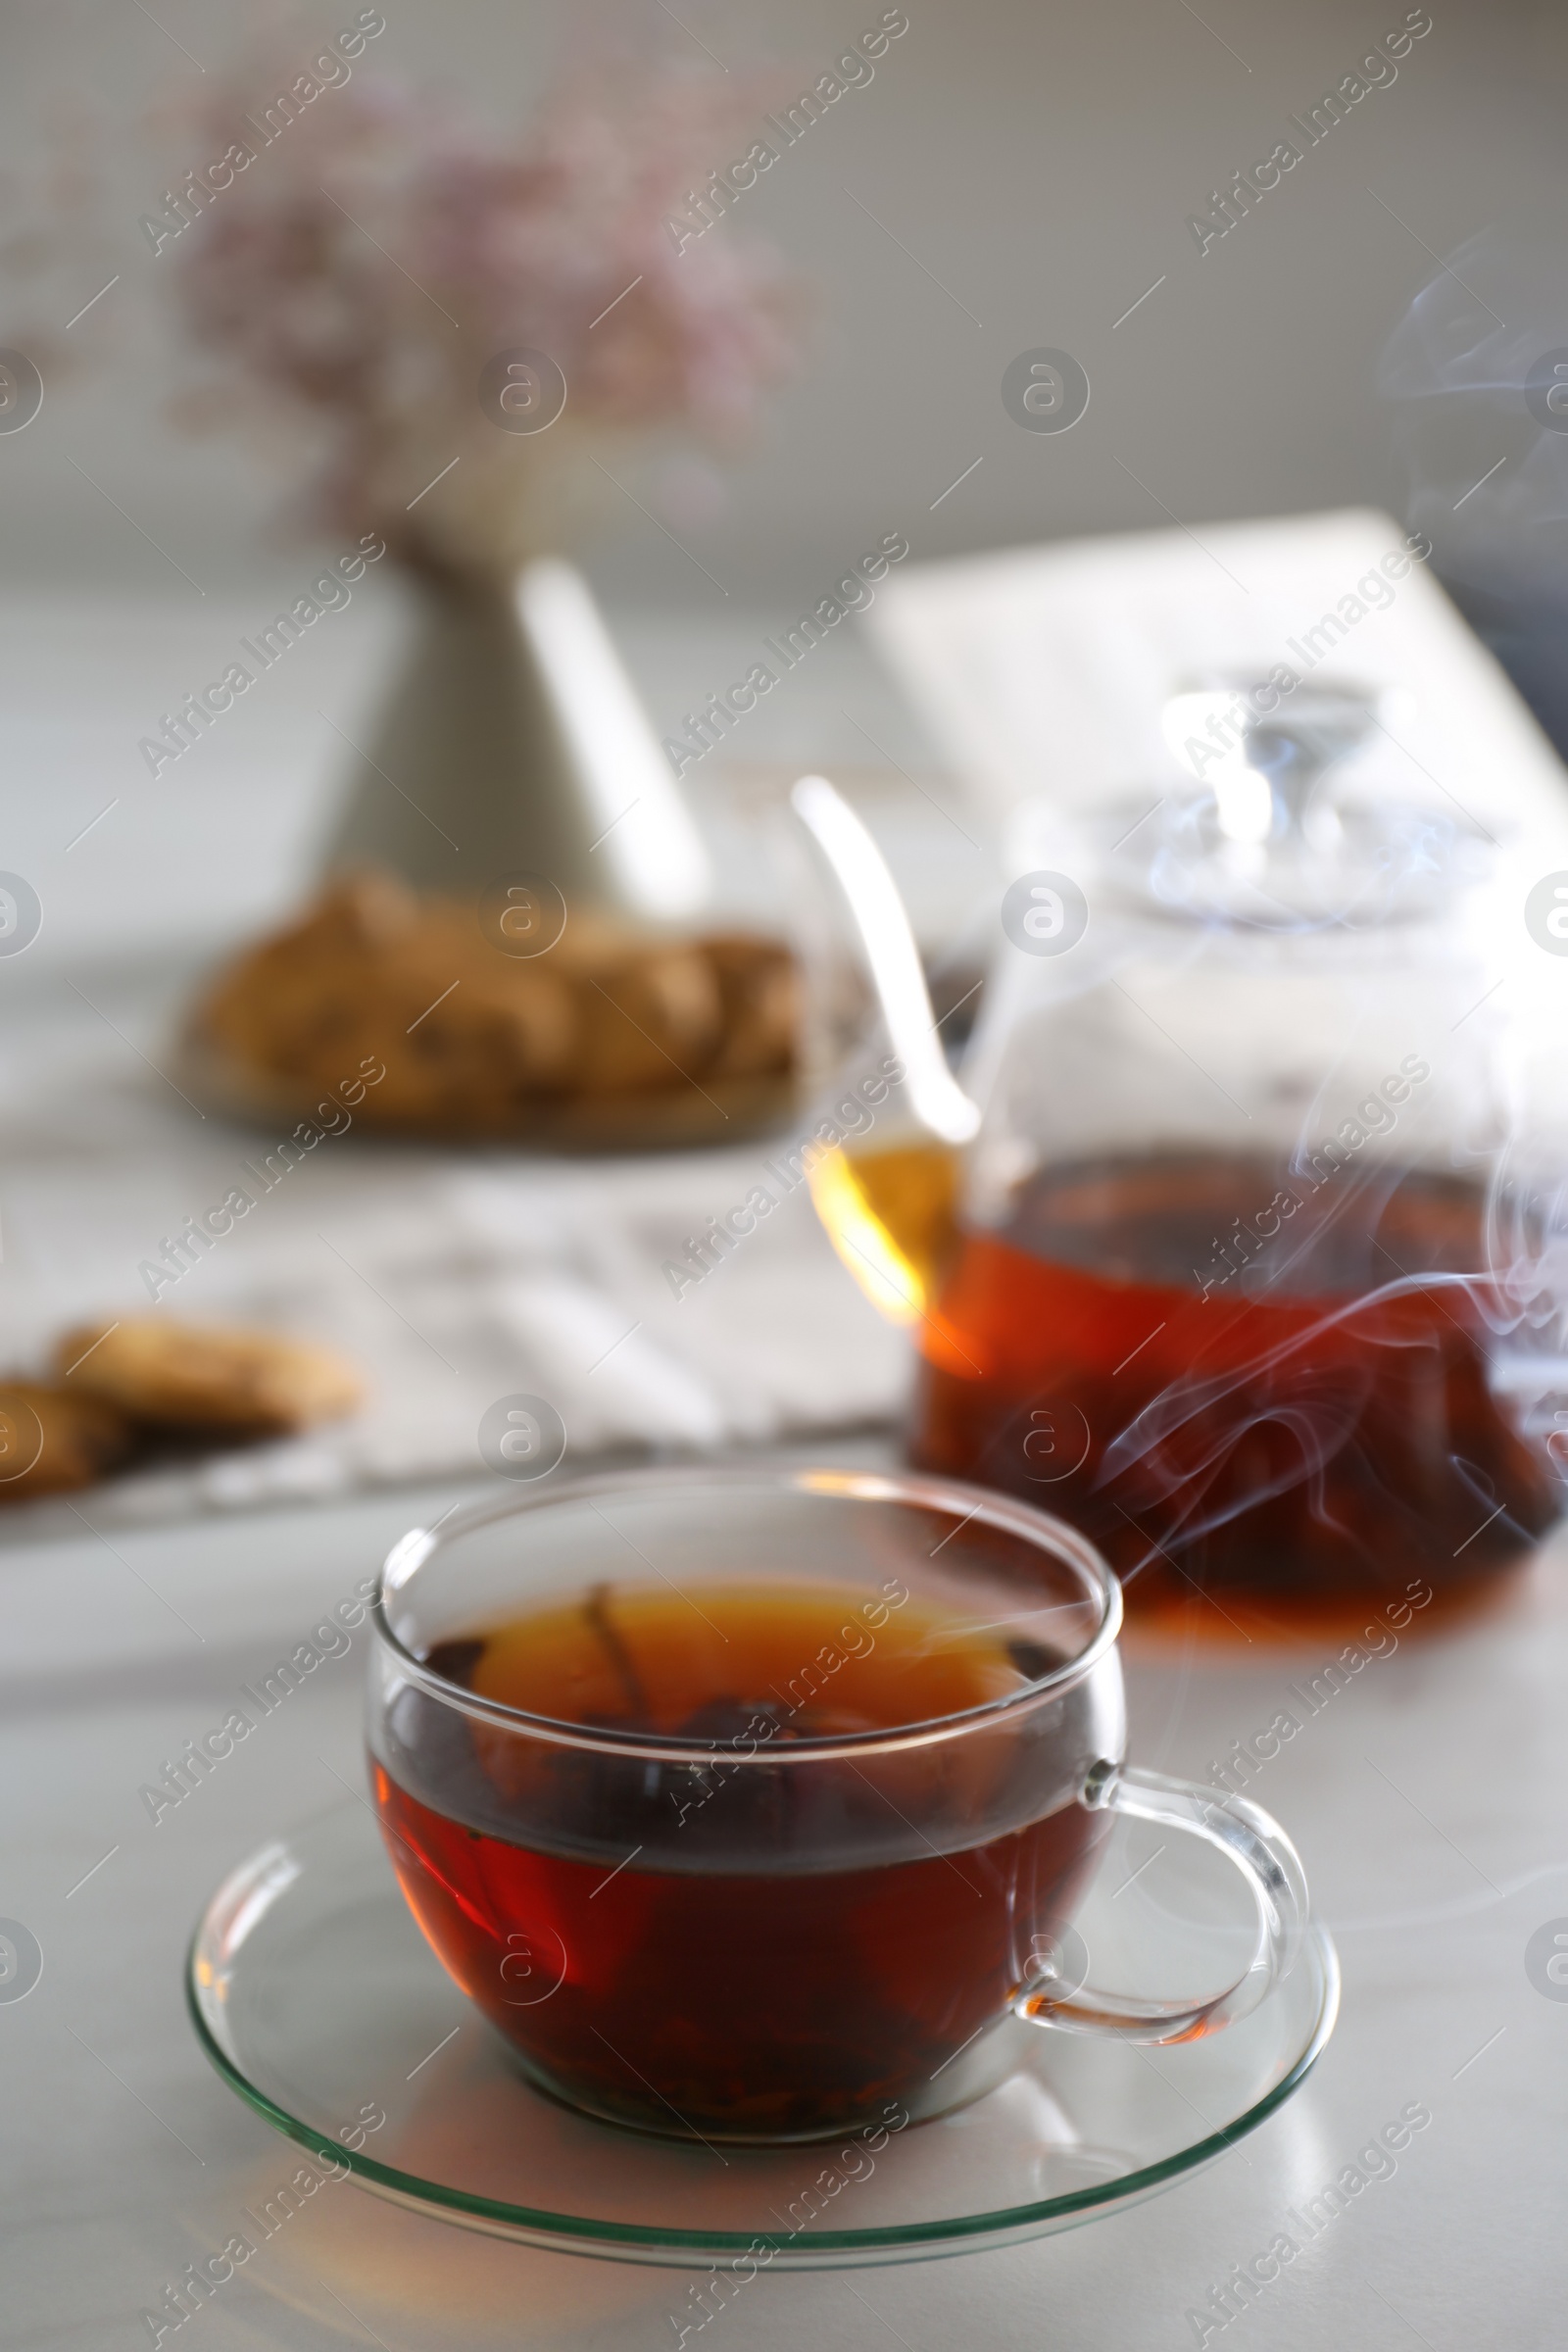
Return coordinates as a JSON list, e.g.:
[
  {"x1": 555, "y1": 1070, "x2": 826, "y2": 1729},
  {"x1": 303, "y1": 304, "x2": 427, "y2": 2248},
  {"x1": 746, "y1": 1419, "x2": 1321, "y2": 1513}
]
[{"x1": 1014, "y1": 1760, "x2": 1309, "y2": 2046}]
